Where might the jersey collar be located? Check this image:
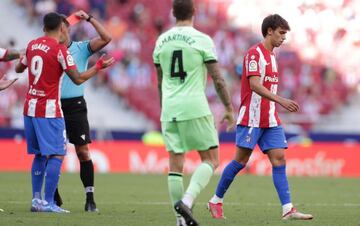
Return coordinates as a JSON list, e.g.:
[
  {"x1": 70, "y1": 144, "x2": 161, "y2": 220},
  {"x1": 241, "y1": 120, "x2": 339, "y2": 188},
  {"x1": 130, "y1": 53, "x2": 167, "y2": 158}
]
[{"x1": 67, "y1": 41, "x2": 73, "y2": 48}]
